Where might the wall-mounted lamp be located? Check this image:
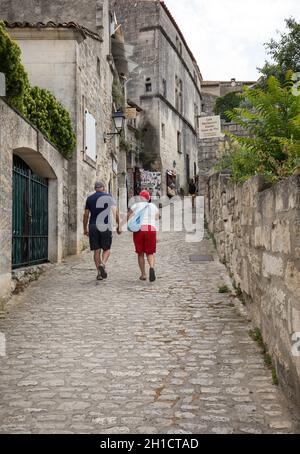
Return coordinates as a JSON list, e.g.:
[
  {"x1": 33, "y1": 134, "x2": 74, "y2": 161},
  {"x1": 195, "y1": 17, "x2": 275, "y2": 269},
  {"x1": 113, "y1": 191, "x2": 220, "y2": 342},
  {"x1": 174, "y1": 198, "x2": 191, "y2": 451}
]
[
  {"x1": 173, "y1": 160, "x2": 177, "y2": 168},
  {"x1": 104, "y1": 111, "x2": 125, "y2": 142}
]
